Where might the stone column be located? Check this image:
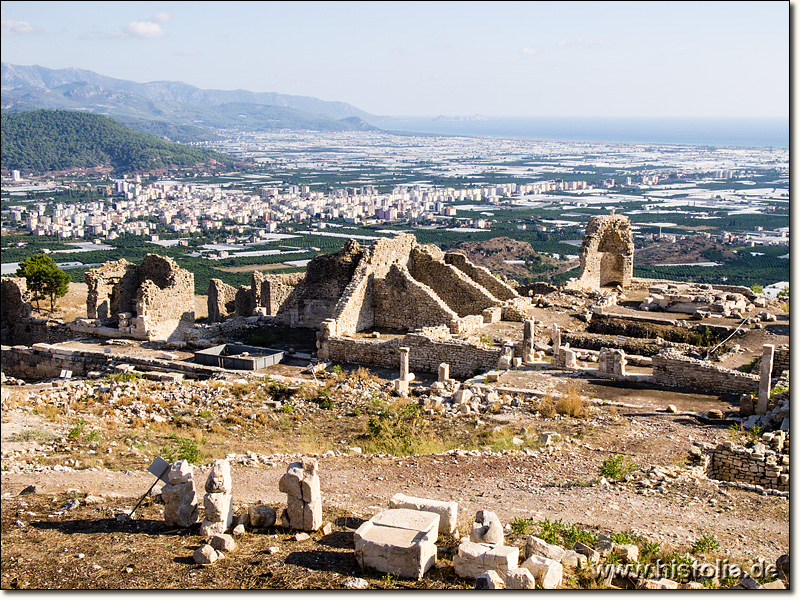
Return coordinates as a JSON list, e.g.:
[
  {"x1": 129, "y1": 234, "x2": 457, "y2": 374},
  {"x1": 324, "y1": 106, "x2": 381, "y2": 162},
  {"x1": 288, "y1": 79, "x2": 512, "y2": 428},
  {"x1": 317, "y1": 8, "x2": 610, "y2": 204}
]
[
  {"x1": 523, "y1": 320, "x2": 536, "y2": 363},
  {"x1": 563, "y1": 348, "x2": 577, "y2": 369},
  {"x1": 551, "y1": 324, "x2": 561, "y2": 358},
  {"x1": 757, "y1": 344, "x2": 775, "y2": 415},
  {"x1": 161, "y1": 460, "x2": 199, "y2": 528},
  {"x1": 200, "y1": 459, "x2": 233, "y2": 536},
  {"x1": 279, "y1": 457, "x2": 322, "y2": 531},
  {"x1": 438, "y1": 363, "x2": 450, "y2": 383},
  {"x1": 399, "y1": 347, "x2": 410, "y2": 380},
  {"x1": 394, "y1": 347, "x2": 414, "y2": 395}
]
